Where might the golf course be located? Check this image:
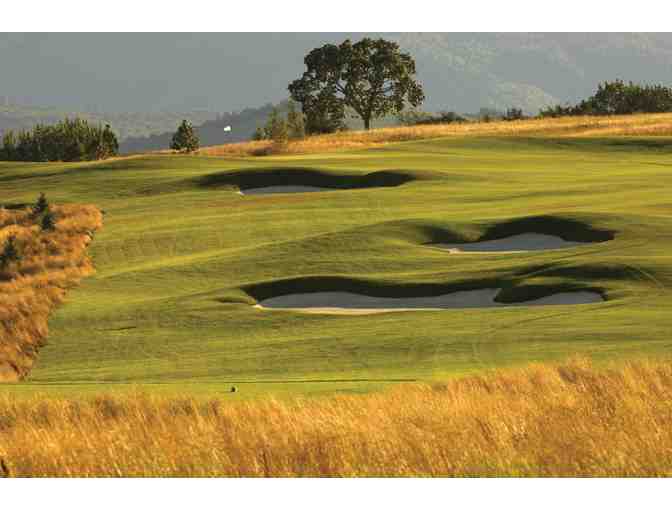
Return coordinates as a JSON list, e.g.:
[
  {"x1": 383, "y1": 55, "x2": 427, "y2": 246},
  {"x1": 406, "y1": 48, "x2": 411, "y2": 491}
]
[
  {"x1": 2, "y1": 115, "x2": 672, "y2": 399},
  {"x1": 3, "y1": 113, "x2": 672, "y2": 476}
]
